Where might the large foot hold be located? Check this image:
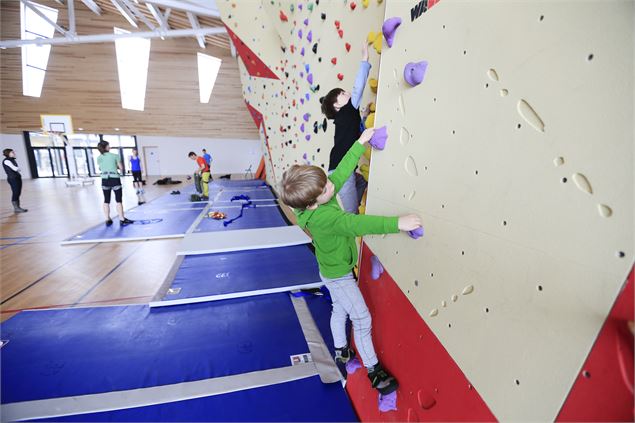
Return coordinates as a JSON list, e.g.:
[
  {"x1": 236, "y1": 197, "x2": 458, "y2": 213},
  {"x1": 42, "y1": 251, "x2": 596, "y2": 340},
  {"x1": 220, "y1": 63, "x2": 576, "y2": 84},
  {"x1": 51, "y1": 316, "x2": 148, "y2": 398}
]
[
  {"x1": 368, "y1": 363, "x2": 399, "y2": 395},
  {"x1": 120, "y1": 218, "x2": 134, "y2": 226}
]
